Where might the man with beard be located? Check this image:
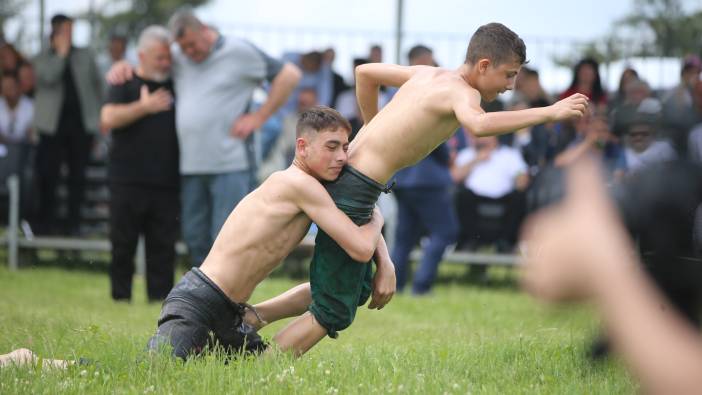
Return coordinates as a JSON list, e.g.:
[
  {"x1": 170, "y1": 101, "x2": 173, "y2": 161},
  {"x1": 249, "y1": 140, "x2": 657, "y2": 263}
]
[{"x1": 101, "y1": 26, "x2": 180, "y2": 302}]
